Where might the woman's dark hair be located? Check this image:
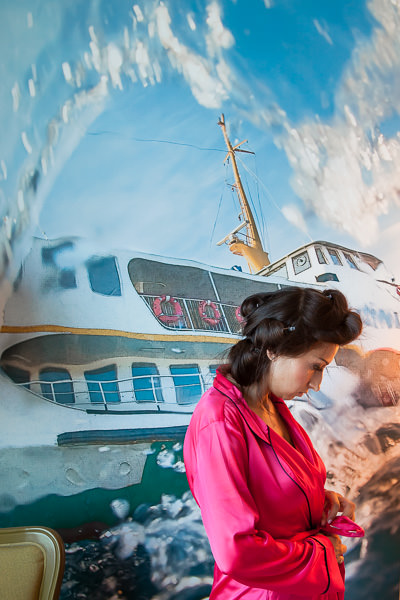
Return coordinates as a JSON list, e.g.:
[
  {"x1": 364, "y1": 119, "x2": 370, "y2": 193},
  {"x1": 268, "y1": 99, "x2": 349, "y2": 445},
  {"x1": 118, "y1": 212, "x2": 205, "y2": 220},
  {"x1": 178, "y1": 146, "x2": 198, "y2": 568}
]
[{"x1": 223, "y1": 287, "x2": 362, "y2": 388}]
